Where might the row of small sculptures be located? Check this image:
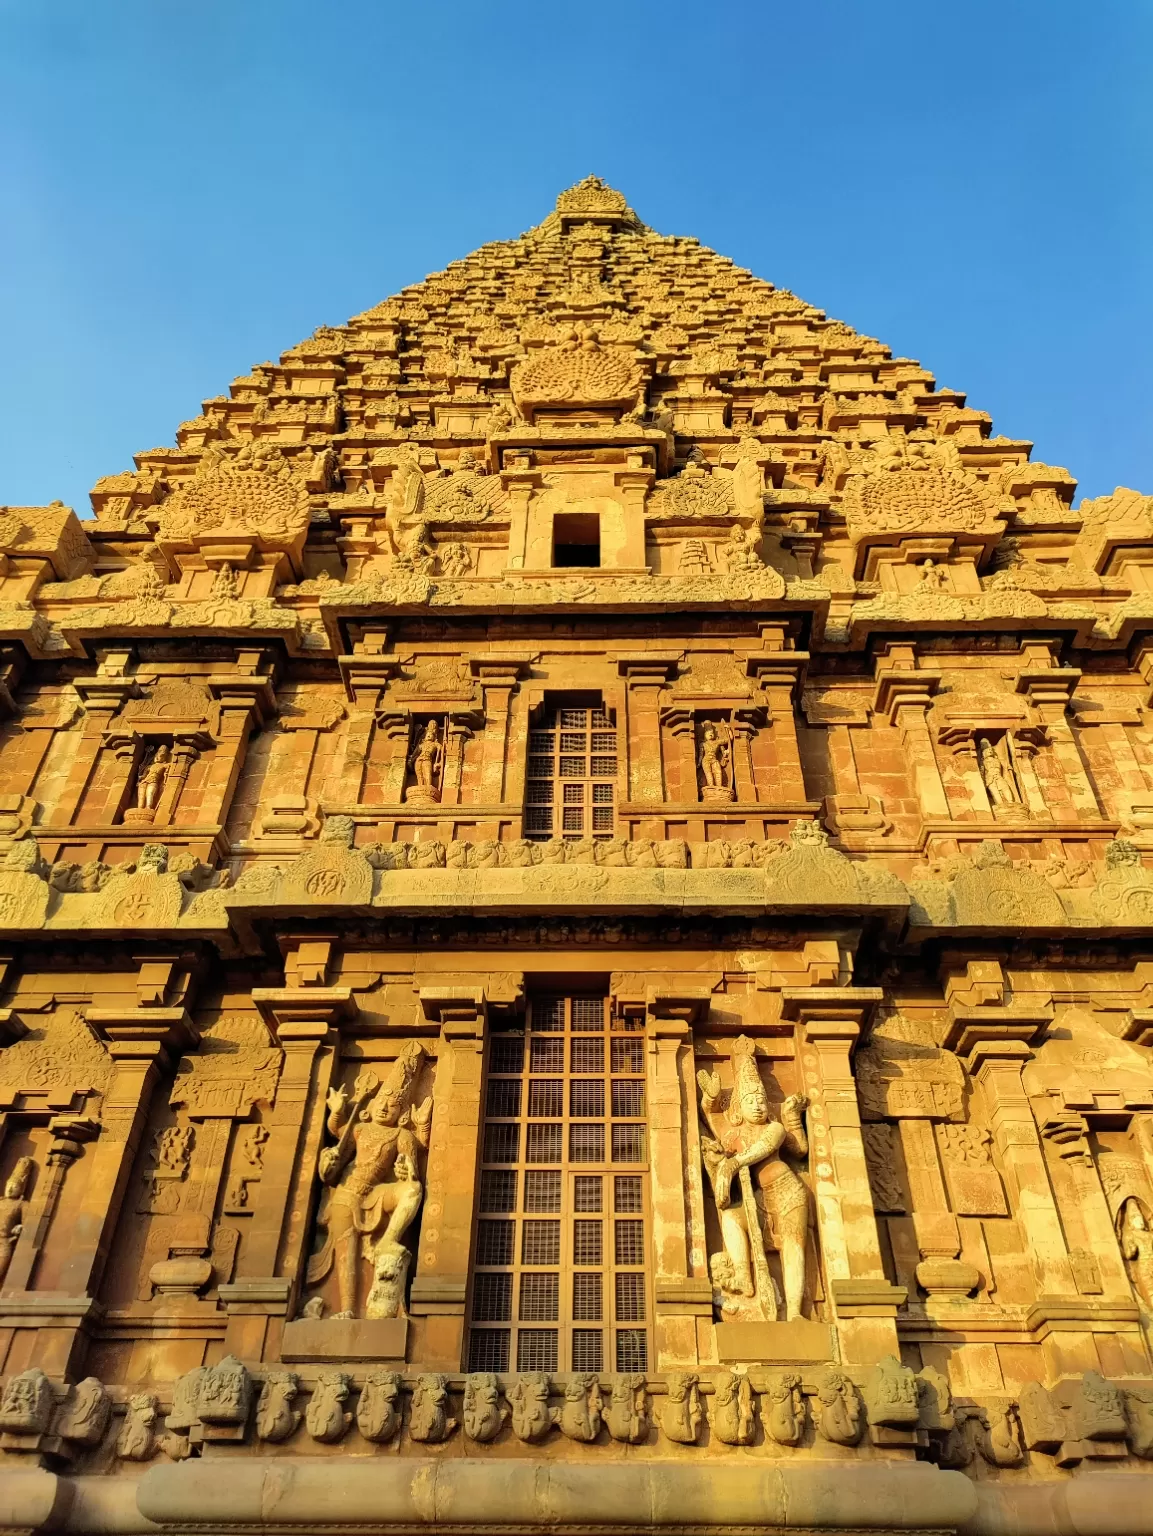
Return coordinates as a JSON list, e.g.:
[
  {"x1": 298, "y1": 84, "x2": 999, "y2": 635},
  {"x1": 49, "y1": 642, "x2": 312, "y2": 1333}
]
[
  {"x1": 358, "y1": 836, "x2": 788, "y2": 871},
  {"x1": 4, "y1": 1358, "x2": 1152, "y2": 1467}
]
